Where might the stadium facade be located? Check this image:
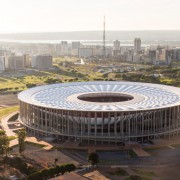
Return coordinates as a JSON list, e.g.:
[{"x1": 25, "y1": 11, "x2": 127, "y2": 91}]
[{"x1": 18, "y1": 81, "x2": 180, "y2": 144}]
